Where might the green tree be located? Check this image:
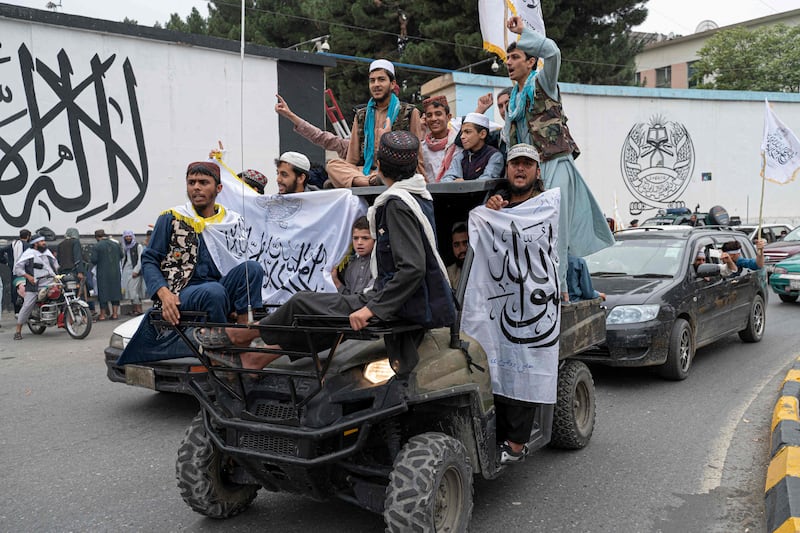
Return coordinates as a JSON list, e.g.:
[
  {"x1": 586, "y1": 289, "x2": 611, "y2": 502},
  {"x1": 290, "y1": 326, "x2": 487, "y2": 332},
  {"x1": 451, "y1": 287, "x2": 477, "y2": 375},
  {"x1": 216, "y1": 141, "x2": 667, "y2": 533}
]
[
  {"x1": 692, "y1": 24, "x2": 800, "y2": 92},
  {"x1": 159, "y1": 0, "x2": 649, "y2": 118},
  {"x1": 164, "y1": 7, "x2": 208, "y2": 34}
]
